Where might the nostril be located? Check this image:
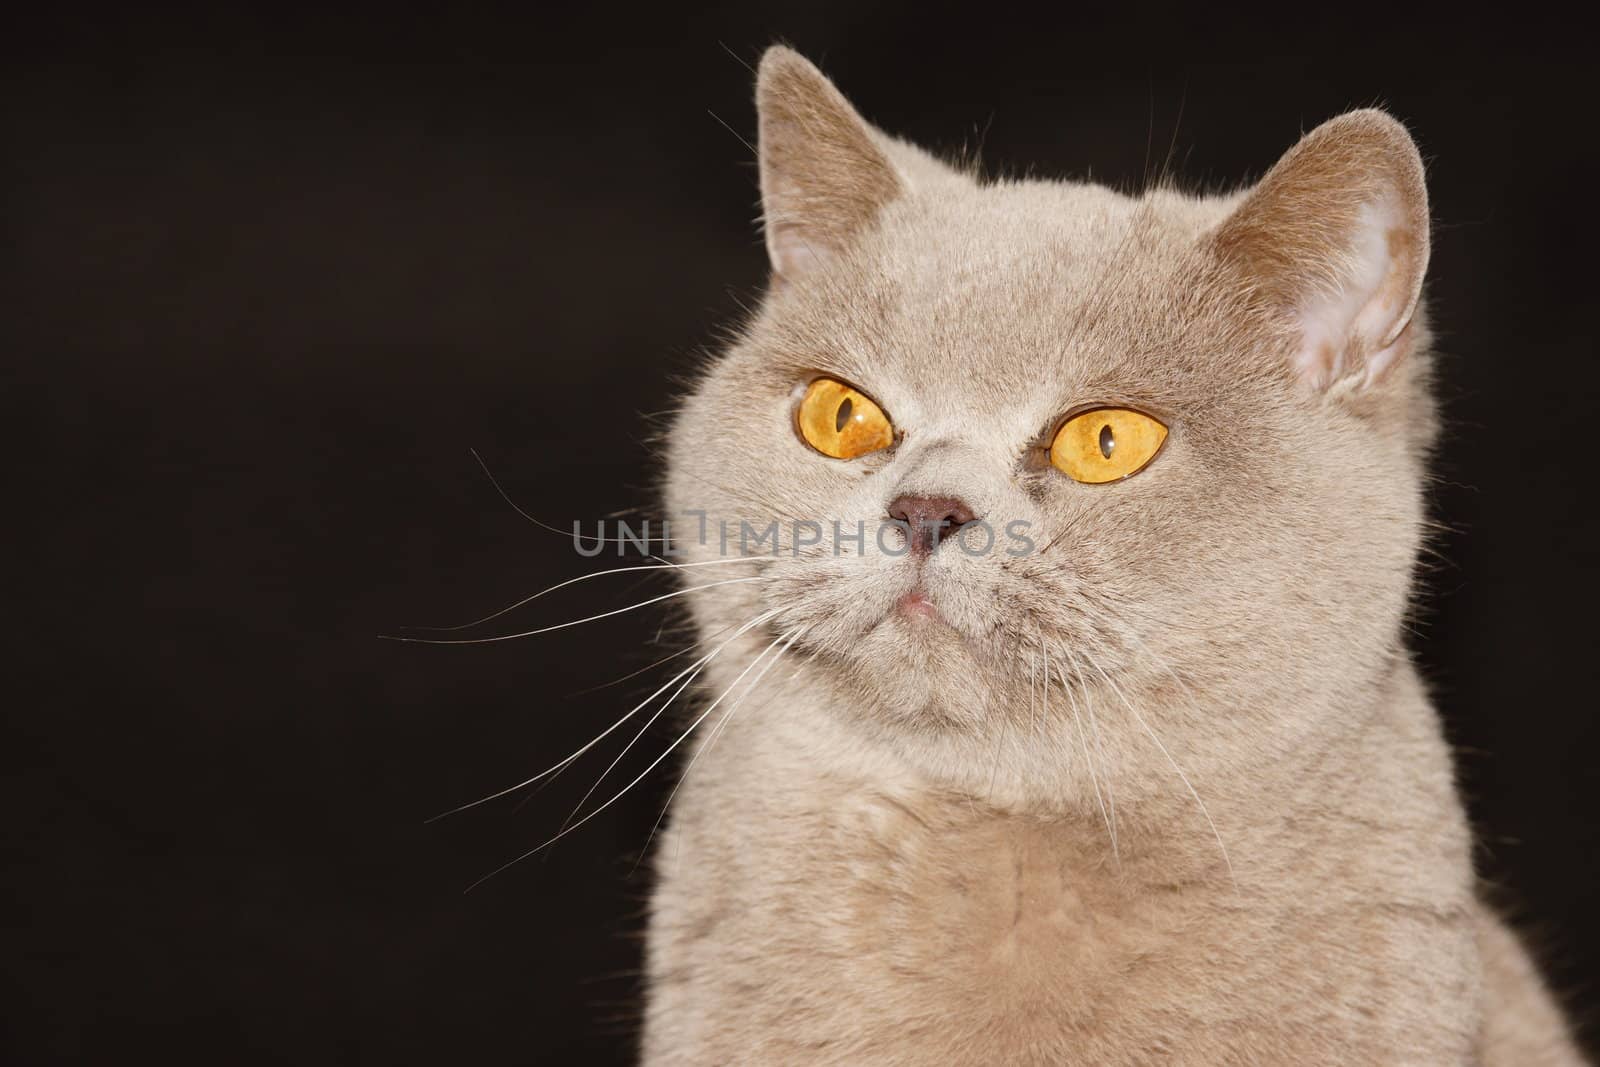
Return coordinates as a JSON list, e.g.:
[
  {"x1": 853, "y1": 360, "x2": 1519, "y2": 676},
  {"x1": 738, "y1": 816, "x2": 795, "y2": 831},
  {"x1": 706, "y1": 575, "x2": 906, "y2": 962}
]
[
  {"x1": 885, "y1": 495, "x2": 980, "y2": 554},
  {"x1": 943, "y1": 500, "x2": 976, "y2": 527}
]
